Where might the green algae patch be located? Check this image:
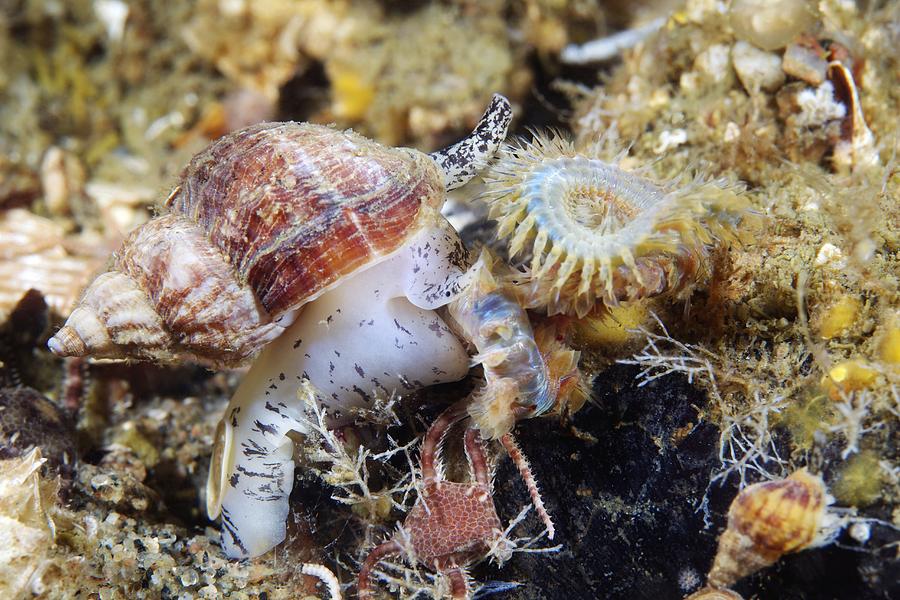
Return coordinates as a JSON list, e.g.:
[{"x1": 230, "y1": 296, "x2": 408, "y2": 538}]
[
  {"x1": 778, "y1": 394, "x2": 831, "y2": 452},
  {"x1": 832, "y1": 451, "x2": 885, "y2": 508}
]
